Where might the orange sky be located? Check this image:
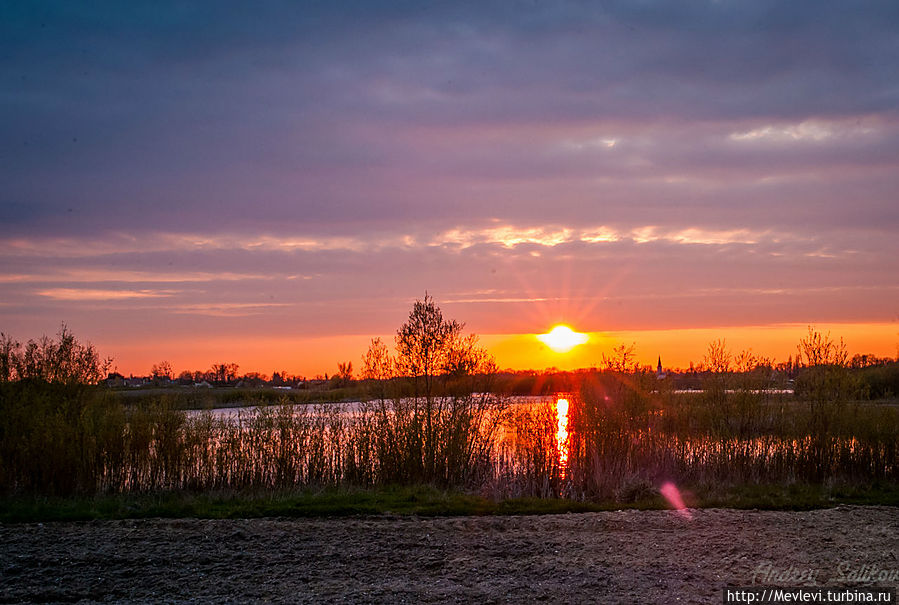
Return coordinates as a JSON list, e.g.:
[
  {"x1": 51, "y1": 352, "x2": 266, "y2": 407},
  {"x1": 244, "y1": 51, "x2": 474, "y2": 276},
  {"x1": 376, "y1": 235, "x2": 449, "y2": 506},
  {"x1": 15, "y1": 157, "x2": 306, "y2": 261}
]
[
  {"x1": 102, "y1": 321, "x2": 897, "y2": 378},
  {"x1": 485, "y1": 322, "x2": 898, "y2": 372}
]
